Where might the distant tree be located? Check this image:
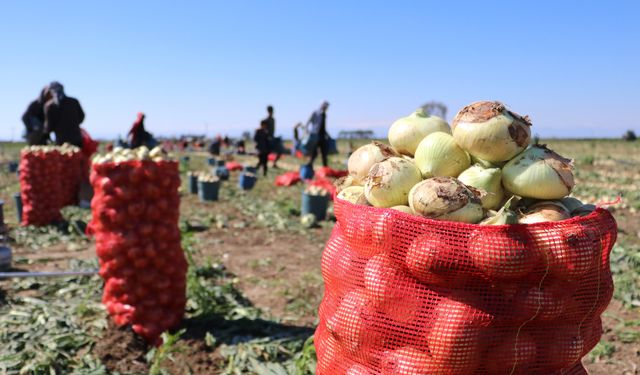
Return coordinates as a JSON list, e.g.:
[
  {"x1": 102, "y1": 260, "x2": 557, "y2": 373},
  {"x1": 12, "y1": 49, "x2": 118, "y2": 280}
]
[
  {"x1": 420, "y1": 101, "x2": 447, "y2": 119},
  {"x1": 623, "y1": 130, "x2": 637, "y2": 141}
]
